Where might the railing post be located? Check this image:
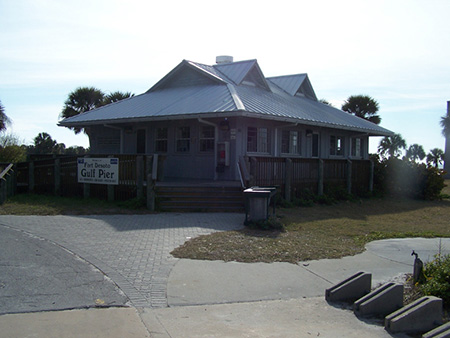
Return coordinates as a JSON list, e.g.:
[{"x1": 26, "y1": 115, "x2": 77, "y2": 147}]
[
  {"x1": 318, "y1": 159, "x2": 324, "y2": 196},
  {"x1": 145, "y1": 155, "x2": 153, "y2": 179},
  {"x1": 250, "y1": 157, "x2": 257, "y2": 187},
  {"x1": 136, "y1": 155, "x2": 144, "y2": 200},
  {"x1": 152, "y1": 154, "x2": 159, "y2": 181},
  {"x1": 107, "y1": 155, "x2": 115, "y2": 202},
  {"x1": 11, "y1": 164, "x2": 17, "y2": 196},
  {"x1": 28, "y1": 161, "x2": 35, "y2": 193},
  {"x1": 369, "y1": 160, "x2": 374, "y2": 192},
  {"x1": 54, "y1": 158, "x2": 61, "y2": 196},
  {"x1": 0, "y1": 178, "x2": 6, "y2": 205},
  {"x1": 347, "y1": 159, "x2": 352, "y2": 194},
  {"x1": 83, "y1": 155, "x2": 90, "y2": 199},
  {"x1": 285, "y1": 158, "x2": 292, "y2": 202},
  {"x1": 147, "y1": 173, "x2": 155, "y2": 211}
]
